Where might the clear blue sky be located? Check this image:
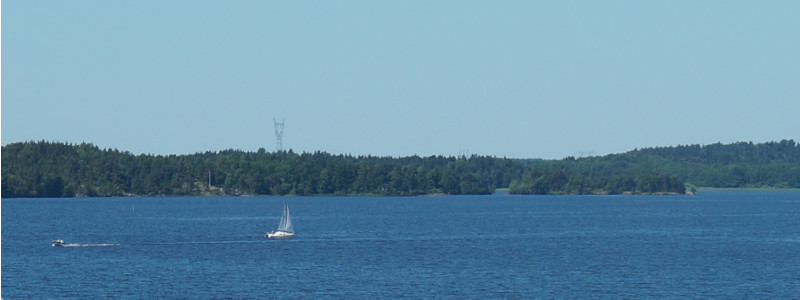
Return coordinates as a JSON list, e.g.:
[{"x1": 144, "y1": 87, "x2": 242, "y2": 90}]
[{"x1": 3, "y1": 1, "x2": 798, "y2": 159}]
